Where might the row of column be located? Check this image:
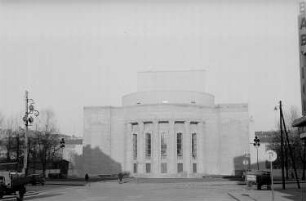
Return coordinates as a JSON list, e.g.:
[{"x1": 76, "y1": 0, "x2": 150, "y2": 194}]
[{"x1": 125, "y1": 120, "x2": 205, "y2": 176}]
